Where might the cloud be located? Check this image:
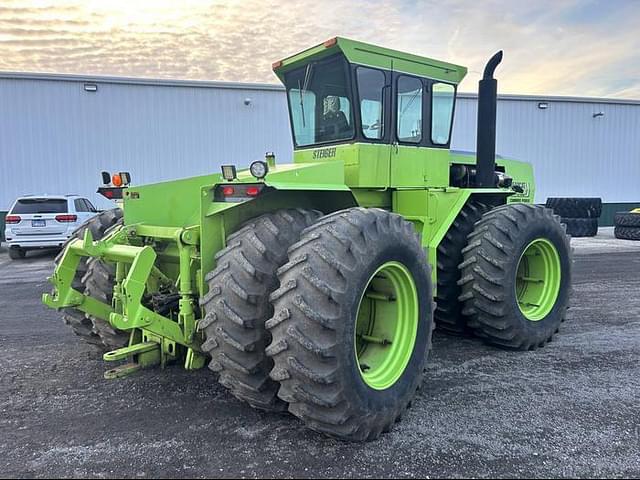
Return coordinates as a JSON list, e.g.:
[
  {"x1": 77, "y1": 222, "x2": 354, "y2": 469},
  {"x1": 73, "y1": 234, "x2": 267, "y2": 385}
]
[{"x1": 0, "y1": 0, "x2": 638, "y2": 99}]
